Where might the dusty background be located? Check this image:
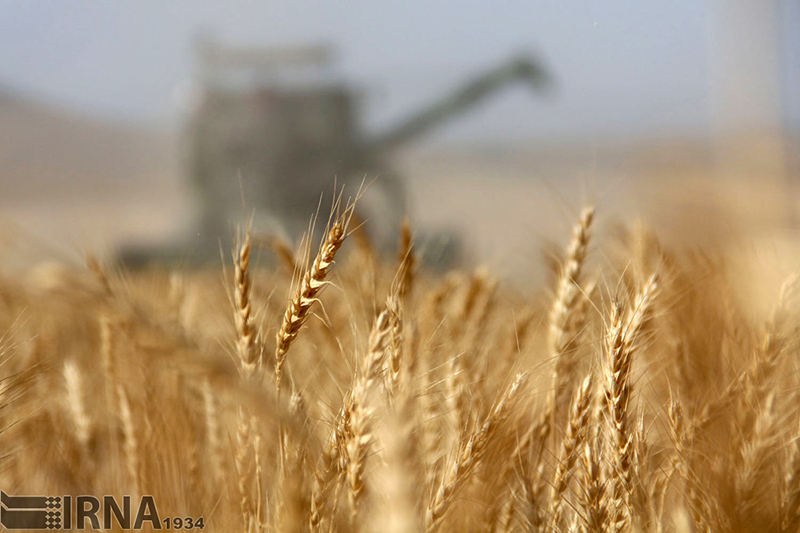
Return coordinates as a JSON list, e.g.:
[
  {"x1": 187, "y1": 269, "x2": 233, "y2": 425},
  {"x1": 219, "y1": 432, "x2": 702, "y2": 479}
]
[{"x1": 2, "y1": 94, "x2": 799, "y2": 286}]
